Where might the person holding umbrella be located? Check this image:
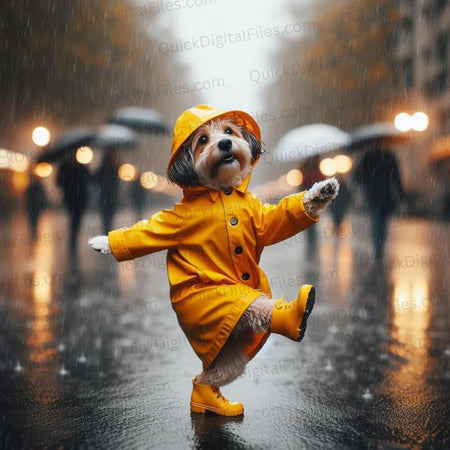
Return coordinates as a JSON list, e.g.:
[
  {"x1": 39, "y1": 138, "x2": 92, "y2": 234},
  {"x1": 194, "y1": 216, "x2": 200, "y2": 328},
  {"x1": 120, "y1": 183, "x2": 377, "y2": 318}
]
[
  {"x1": 352, "y1": 143, "x2": 404, "y2": 262},
  {"x1": 129, "y1": 171, "x2": 148, "y2": 221},
  {"x1": 25, "y1": 168, "x2": 47, "y2": 242},
  {"x1": 57, "y1": 151, "x2": 91, "y2": 259},
  {"x1": 299, "y1": 156, "x2": 325, "y2": 253},
  {"x1": 95, "y1": 150, "x2": 120, "y2": 234},
  {"x1": 38, "y1": 129, "x2": 95, "y2": 261},
  {"x1": 93, "y1": 124, "x2": 138, "y2": 233},
  {"x1": 273, "y1": 123, "x2": 351, "y2": 254},
  {"x1": 329, "y1": 175, "x2": 351, "y2": 236}
]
